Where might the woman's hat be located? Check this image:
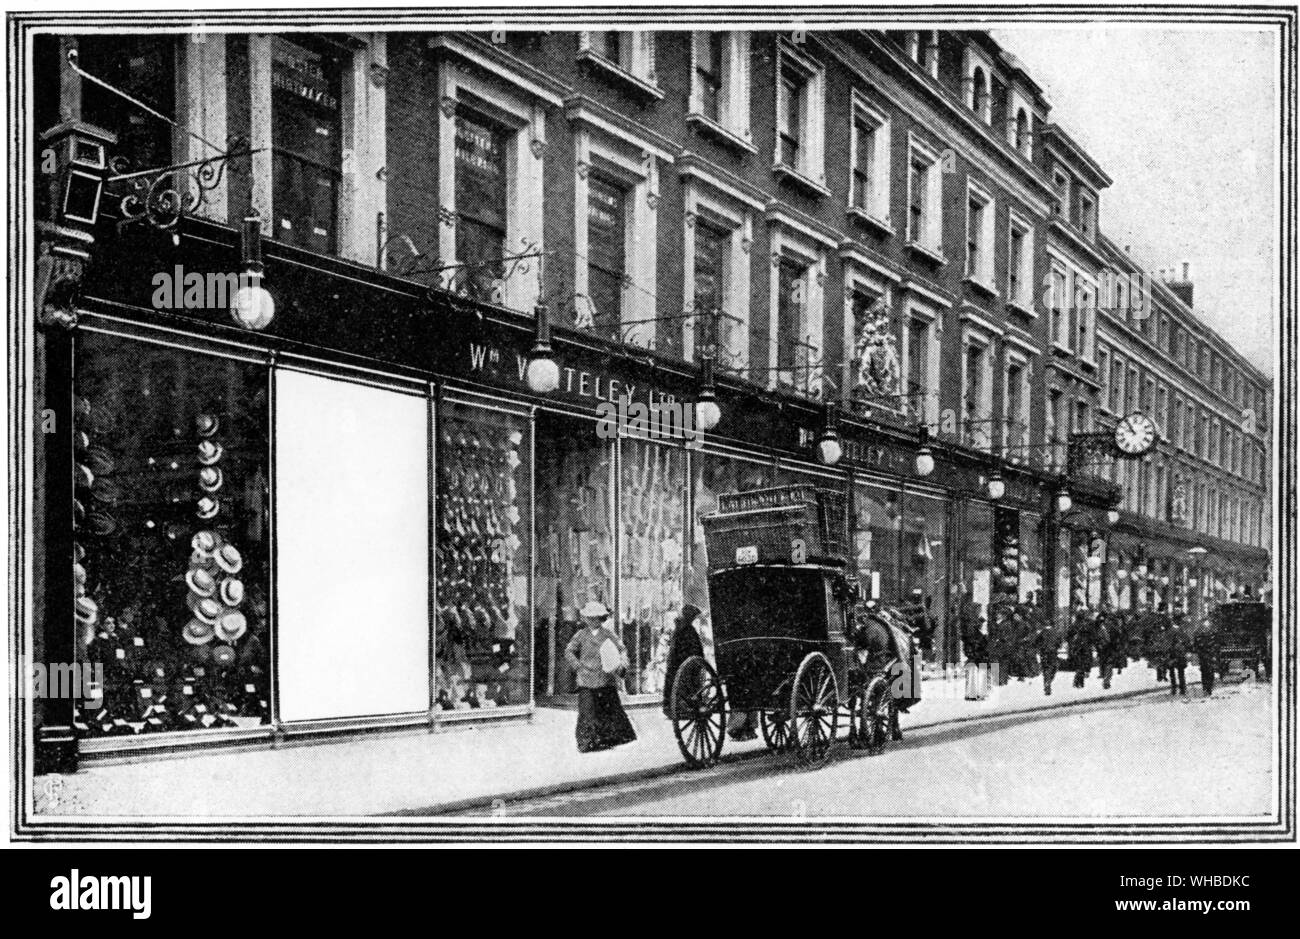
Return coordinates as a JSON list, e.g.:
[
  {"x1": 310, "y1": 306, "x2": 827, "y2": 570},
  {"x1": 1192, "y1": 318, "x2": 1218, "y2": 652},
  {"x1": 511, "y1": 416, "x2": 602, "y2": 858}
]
[
  {"x1": 198, "y1": 466, "x2": 224, "y2": 493},
  {"x1": 214, "y1": 544, "x2": 243, "y2": 575},
  {"x1": 185, "y1": 566, "x2": 218, "y2": 598},
  {"x1": 579, "y1": 600, "x2": 610, "y2": 619},
  {"x1": 90, "y1": 478, "x2": 122, "y2": 506},
  {"x1": 219, "y1": 578, "x2": 245, "y2": 607},
  {"x1": 189, "y1": 548, "x2": 217, "y2": 571},
  {"x1": 73, "y1": 562, "x2": 87, "y2": 587},
  {"x1": 196, "y1": 497, "x2": 220, "y2": 520},
  {"x1": 195, "y1": 413, "x2": 220, "y2": 438},
  {"x1": 215, "y1": 611, "x2": 247, "y2": 643},
  {"x1": 73, "y1": 542, "x2": 85, "y2": 563},
  {"x1": 75, "y1": 462, "x2": 95, "y2": 491},
  {"x1": 187, "y1": 595, "x2": 223, "y2": 625},
  {"x1": 182, "y1": 617, "x2": 215, "y2": 645},
  {"x1": 211, "y1": 644, "x2": 236, "y2": 667},
  {"x1": 196, "y1": 440, "x2": 224, "y2": 466}
]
